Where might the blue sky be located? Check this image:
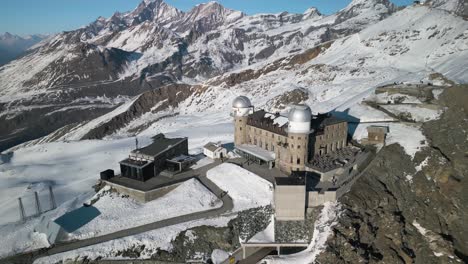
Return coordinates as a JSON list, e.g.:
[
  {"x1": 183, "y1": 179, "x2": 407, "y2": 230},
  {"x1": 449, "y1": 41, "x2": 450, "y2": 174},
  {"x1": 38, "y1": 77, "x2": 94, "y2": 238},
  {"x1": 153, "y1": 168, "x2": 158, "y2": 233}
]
[{"x1": 1, "y1": 0, "x2": 413, "y2": 36}]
